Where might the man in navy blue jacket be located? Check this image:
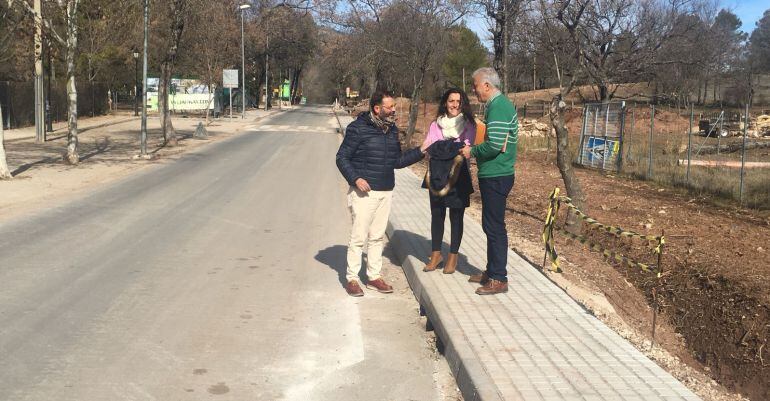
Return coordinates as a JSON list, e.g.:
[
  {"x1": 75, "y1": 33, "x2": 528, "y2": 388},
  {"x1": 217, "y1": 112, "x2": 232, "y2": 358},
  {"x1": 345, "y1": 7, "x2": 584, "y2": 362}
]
[{"x1": 336, "y1": 90, "x2": 426, "y2": 297}]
